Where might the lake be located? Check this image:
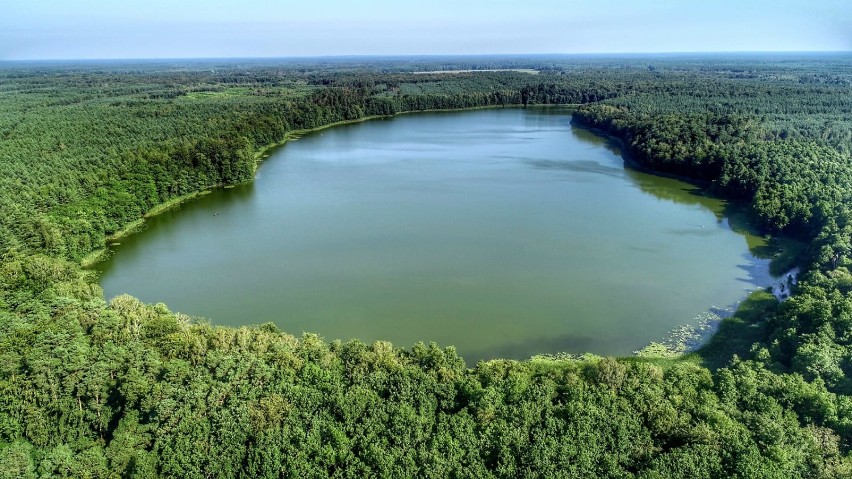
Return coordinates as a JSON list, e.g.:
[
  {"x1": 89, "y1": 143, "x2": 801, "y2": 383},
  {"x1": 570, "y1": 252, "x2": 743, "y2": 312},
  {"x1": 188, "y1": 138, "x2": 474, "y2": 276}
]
[{"x1": 95, "y1": 108, "x2": 775, "y2": 361}]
